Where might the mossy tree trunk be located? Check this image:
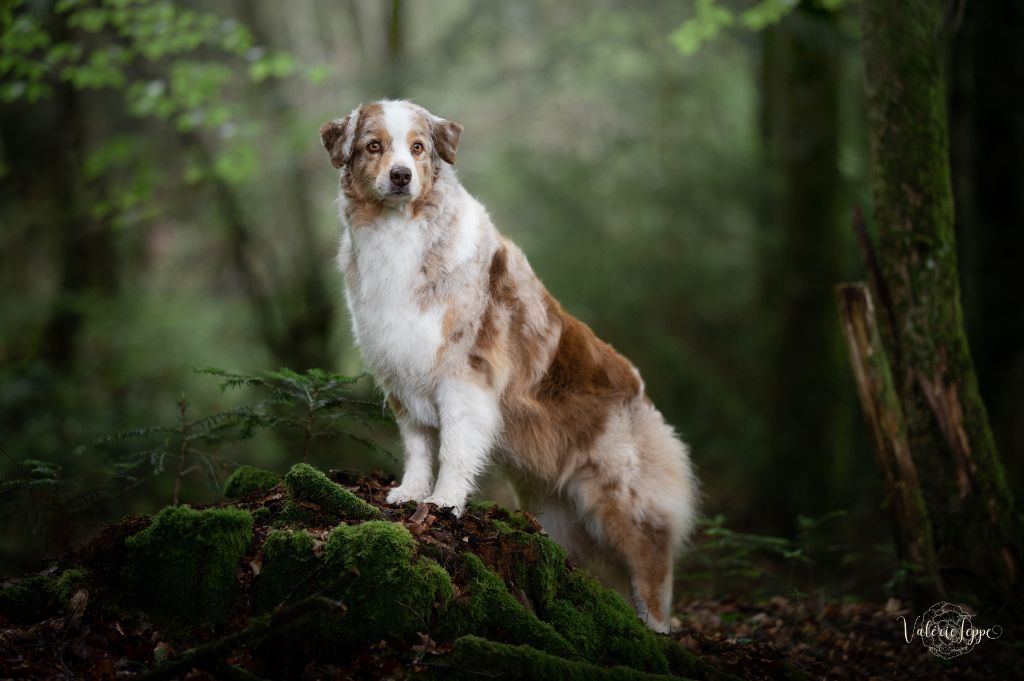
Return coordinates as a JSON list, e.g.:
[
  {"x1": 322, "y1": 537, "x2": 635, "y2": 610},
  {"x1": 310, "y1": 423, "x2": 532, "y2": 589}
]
[
  {"x1": 950, "y1": 0, "x2": 1024, "y2": 477},
  {"x1": 860, "y1": 0, "x2": 1023, "y2": 612}
]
